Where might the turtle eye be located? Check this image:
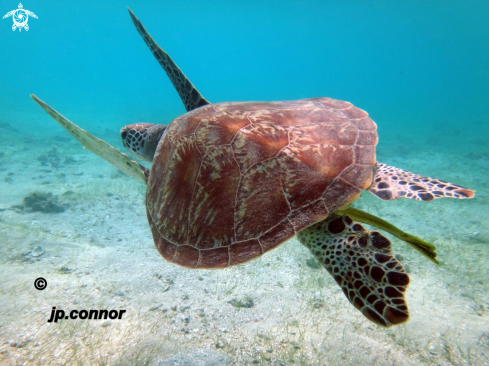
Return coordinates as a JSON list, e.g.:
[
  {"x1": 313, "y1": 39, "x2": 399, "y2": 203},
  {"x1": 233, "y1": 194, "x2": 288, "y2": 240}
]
[{"x1": 121, "y1": 130, "x2": 128, "y2": 140}]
